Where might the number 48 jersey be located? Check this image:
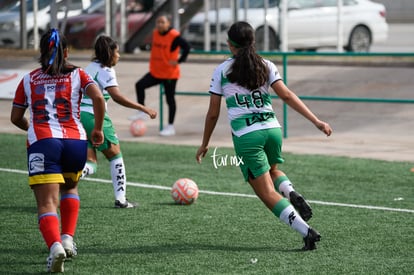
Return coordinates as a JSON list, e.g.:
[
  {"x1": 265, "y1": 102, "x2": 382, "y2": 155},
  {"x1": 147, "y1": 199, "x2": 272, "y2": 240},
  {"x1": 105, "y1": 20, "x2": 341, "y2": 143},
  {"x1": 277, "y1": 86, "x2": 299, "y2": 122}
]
[
  {"x1": 209, "y1": 58, "x2": 282, "y2": 137},
  {"x1": 12, "y1": 67, "x2": 95, "y2": 145}
]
